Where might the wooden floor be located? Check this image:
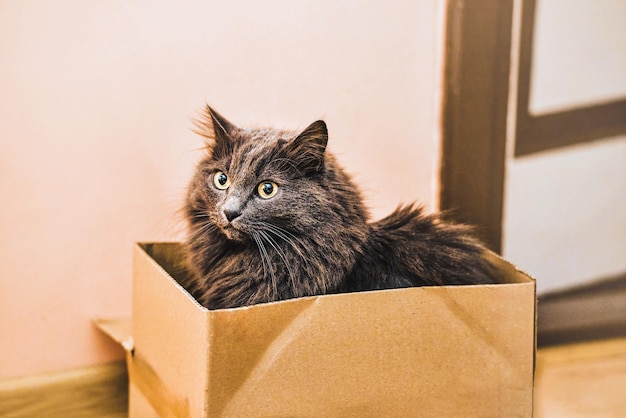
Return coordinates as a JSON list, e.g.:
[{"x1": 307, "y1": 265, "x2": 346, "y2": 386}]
[
  {"x1": 2, "y1": 338, "x2": 626, "y2": 416},
  {"x1": 0, "y1": 361, "x2": 128, "y2": 418},
  {"x1": 535, "y1": 337, "x2": 626, "y2": 417}
]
